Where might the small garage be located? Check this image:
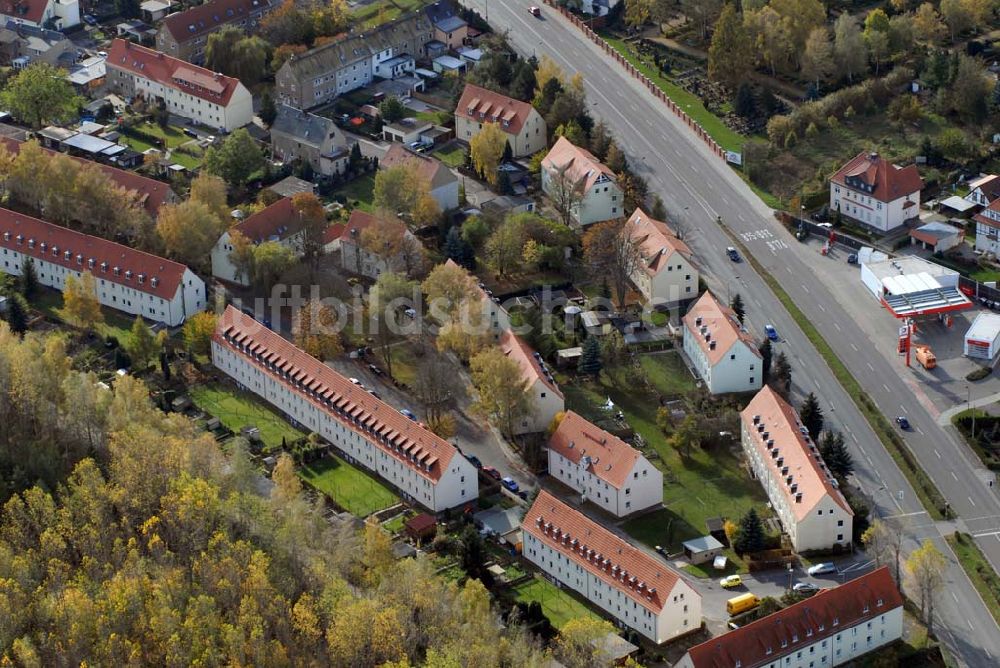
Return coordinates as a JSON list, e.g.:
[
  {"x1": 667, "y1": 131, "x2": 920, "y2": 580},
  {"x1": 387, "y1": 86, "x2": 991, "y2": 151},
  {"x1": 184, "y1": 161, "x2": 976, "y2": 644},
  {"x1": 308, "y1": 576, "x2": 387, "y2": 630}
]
[
  {"x1": 682, "y1": 535, "x2": 725, "y2": 565},
  {"x1": 964, "y1": 312, "x2": 1000, "y2": 360}
]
